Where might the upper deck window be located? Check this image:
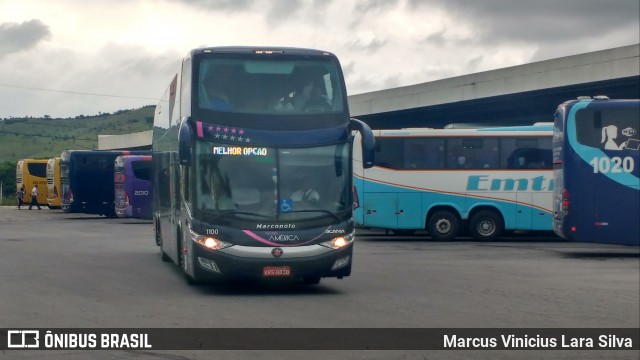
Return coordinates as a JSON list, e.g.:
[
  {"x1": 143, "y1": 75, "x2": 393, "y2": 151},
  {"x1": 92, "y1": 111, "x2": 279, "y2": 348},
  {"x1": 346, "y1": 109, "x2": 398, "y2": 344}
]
[{"x1": 196, "y1": 57, "x2": 344, "y2": 115}]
